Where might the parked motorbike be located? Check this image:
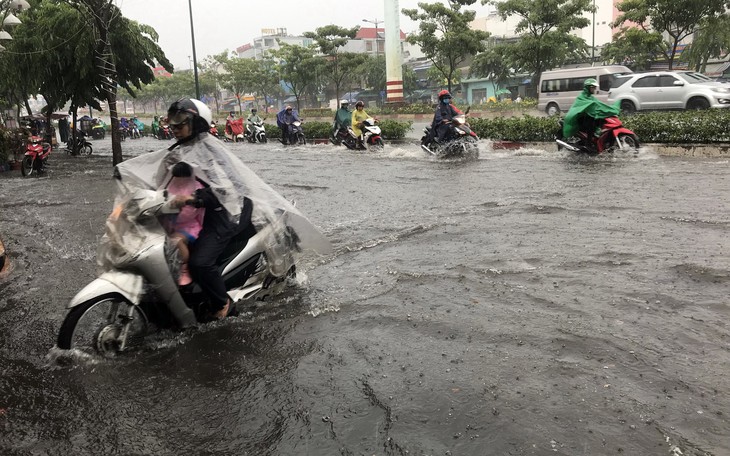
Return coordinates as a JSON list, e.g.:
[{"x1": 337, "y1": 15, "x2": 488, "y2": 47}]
[
  {"x1": 65, "y1": 133, "x2": 93, "y2": 156},
  {"x1": 209, "y1": 123, "x2": 220, "y2": 138},
  {"x1": 21, "y1": 135, "x2": 52, "y2": 177},
  {"x1": 555, "y1": 116, "x2": 640, "y2": 154},
  {"x1": 225, "y1": 118, "x2": 245, "y2": 142},
  {"x1": 282, "y1": 120, "x2": 306, "y2": 145},
  {"x1": 245, "y1": 120, "x2": 268, "y2": 143},
  {"x1": 420, "y1": 109, "x2": 479, "y2": 158},
  {"x1": 56, "y1": 186, "x2": 331, "y2": 357}
]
